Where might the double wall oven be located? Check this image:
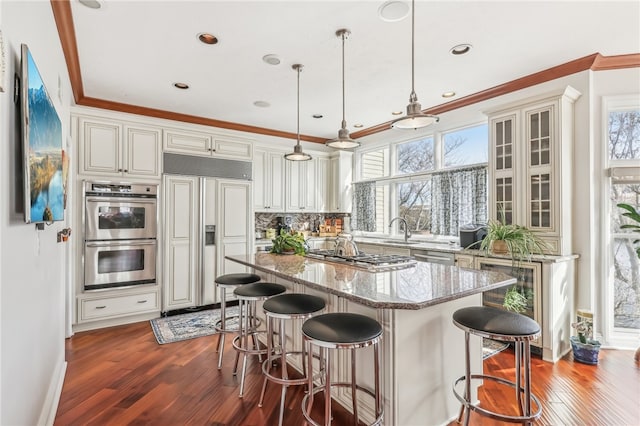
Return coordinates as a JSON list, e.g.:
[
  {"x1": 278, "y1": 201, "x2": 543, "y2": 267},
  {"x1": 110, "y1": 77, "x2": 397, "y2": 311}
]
[{"x1": 83, "y1": 181, "x2": 158, "y2": 290}]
